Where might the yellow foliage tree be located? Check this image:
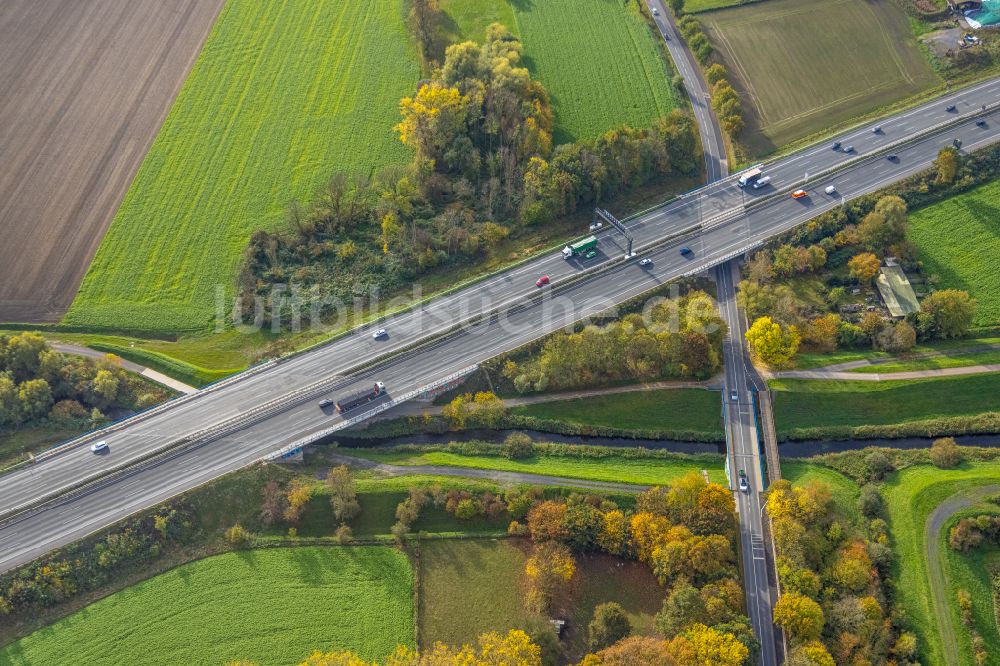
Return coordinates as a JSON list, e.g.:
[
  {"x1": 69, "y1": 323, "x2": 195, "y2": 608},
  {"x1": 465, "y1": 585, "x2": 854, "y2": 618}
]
[
  {"x1": 668, "y1": 623, "x2": 748, "y2": 666},
  {"x1": 847, "y1": 252, "x2": 880, "y2": 285},
  {"x1": 745, "y1": 316, "x2": 800, "y2": 367}
]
